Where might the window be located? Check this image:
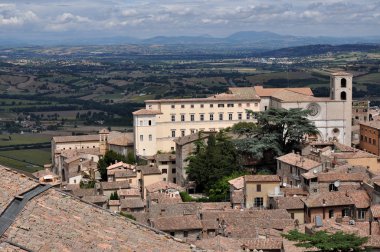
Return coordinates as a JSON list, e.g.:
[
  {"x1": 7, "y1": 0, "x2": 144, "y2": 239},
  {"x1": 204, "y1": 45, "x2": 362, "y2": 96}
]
[
  {"x1": 140, "y1": 135, "x2": 143, "y2": 141},
  {"x1": 200, "y1": 104, "x2": 204, "y2": 108},
  {"x1": 181, "y1": 104, "x2": 185, "y2": 108},
  {"x1": 227, "y1": 103, "x2": 234, "y2": 107},
  {"x1": 374, "y1": 139, "x2": 377, "y2": 145},
  {"x1": 254, "y1": 197, "x2": 263, "y2": 208},
  {"x1": 183, "y1": 231, "x2": 188, "y2": 237},
  {"x1": 171, "y1": 104, "x2": 175, "y2": 109},
  {"x1": 172, "y1": 161, "x2": 176, "y2": 164},
  {"x1": 218, "y1": 104, "x2": 224, "y2": 108},
  {"x1": 148, "y1": 120, "x2": 152, "y2": 126},
  {"x1": 181, "y1": 114, "x2": 185, "y2": 122},
  {"x1": 358, "y1": 209, "x2": 366, "y2": 220},
  {"x1": 228, "y1": 113, "x2": 233, "y2": 120},
  {"x1": 246, "y1": 103, "x2": 250, "y2": 107},
  {"x1": 172, "y1": 168, "x2": 176, "y2": 173},
  {"x1": 170, "y1": 232, "x2": 175, "y2": 236},
  {"x1": 190, "y1": 129, "x2": 195, "y2": 134},
  {"x1": 264, "y1": 106, "x2": 268, "y2": 111},
  {"x1": 161, "y1": 161, "x2": 168, "y2": 165},
  {"x1": 209, "y1": 114, "x2": 214, "y2": 121},
  {"x1": 329, "y1": 183, "x2": 338, "y2": 191},
  {"x1": 255, "y1": 103, "x2": 258, "y2": 107},
  {"x1": 149, "y1": 134, "x2": 152, "y2": 141},
  {"x1": 173, "y1": 178, "x2": 177, "y2": 183},
  {"x1": 139, "y1": 120, "x2": 143, "y2": 126},
  {"x1": 341, "y1": 91, "x2": 347, "y2": 100},
  {"x1": 190, "y1": 114, "x2": 195, "y2": 121},
  {"x1": 342, "y1": 208, "x2": 350, "y2": 217},
  {"x1": 238, "y1": 103, "x2": 242, "y2": 107},
  {"x1": 162, "y1": 169, "x2": 167, "y2": 174},
  {"x1": 256, "y1": 184, "x2": 261, "y2": 192},
  {"x1": 171, "y1": 130, "x2": 176, "y2": 138},
  {"x1": 190, "y1": 104, "x2": 194, "y2": 108},
  {"x1": 361, "y1": 135, "x2": 363, "y2": 141},
  {"x1": 329, "y1": 209, "x2": 334, "y2": 218},
  {"x1": 291, "y1": 213, "x2": 295, "y2": 219},
  {"x1": 200, "y1": 114, "x2": 204, "y2": 121},
  {"x1": 246, "y1": 113, "x2": 250, "y2": 120},
  {"x1": 365, "y1": 136, "x2": 367, "y2": 142},
  {"x1": 341, "y1": 78, "x2": 347, "y2": 87},
  {"x1": 210, "y1": 104, "x2": 213, "y2": 108},
  {"x1": 219, "y1": 113, "x2": 223, "y2": 121},
  {"x1": 171, "y1": 115, "x2": 175, "y2": 122},
  {"x1": 181, "y1": 130, "x2": 185, "y2": 137},
  {"x1": 238, "y1": 113, "x2": 242, "y2": 120}
]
